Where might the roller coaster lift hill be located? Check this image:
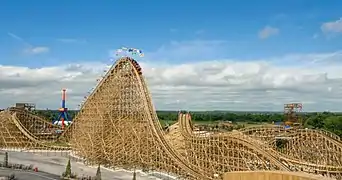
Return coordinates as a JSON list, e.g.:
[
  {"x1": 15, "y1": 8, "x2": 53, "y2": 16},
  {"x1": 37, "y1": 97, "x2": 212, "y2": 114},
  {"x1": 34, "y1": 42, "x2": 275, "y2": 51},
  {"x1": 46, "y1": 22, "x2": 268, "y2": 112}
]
[{"x1": 0, "y1": 57, "x2": 341, "y2": 180}]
